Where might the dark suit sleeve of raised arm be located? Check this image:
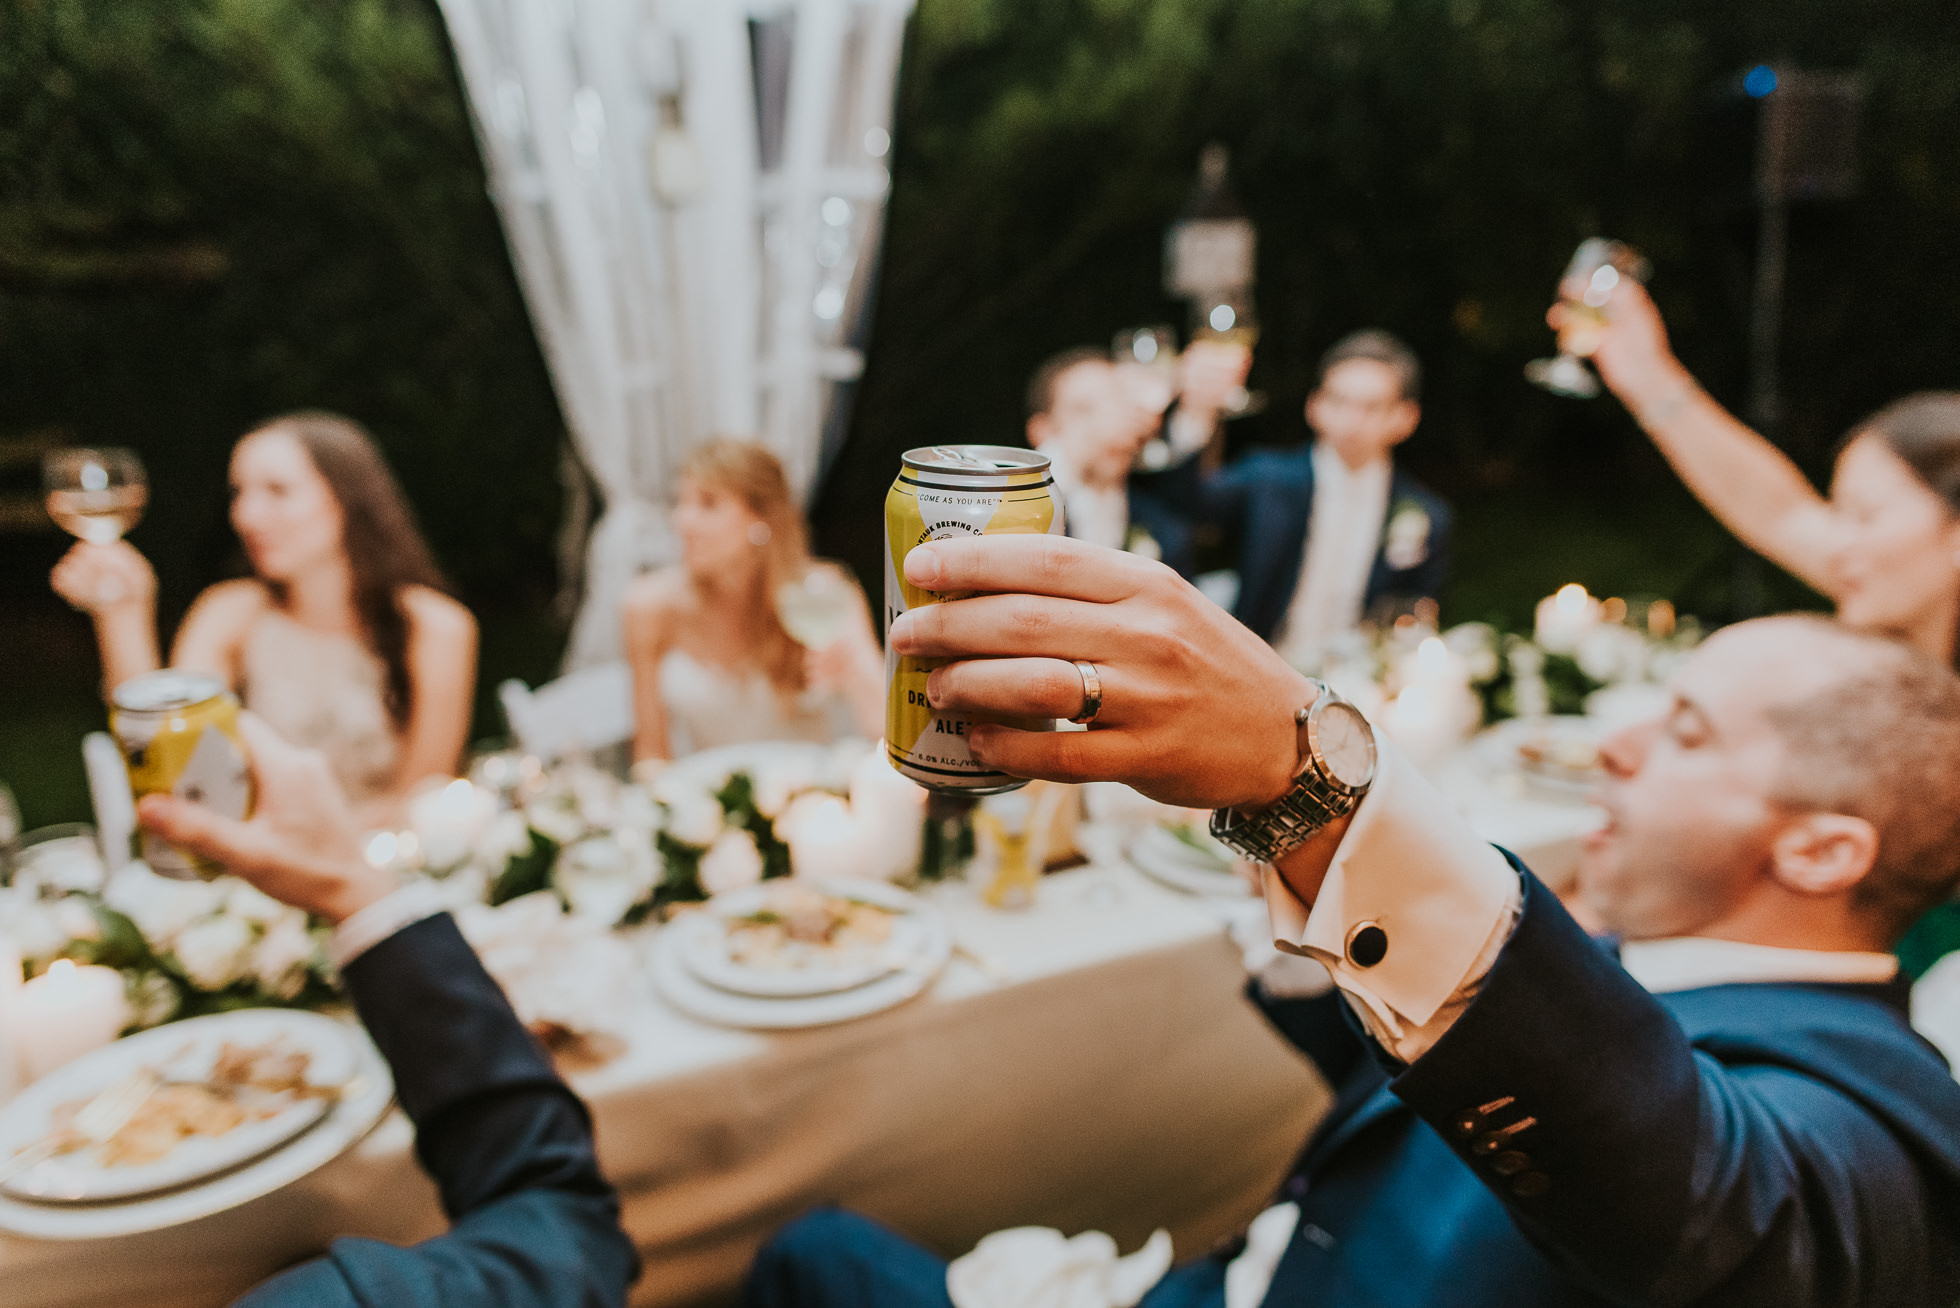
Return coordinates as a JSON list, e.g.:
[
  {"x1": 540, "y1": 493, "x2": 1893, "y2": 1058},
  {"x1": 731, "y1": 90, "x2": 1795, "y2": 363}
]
[
  {"x1": 1388, "y1": 868, "x2": 1948, "y2": 1307},
  {"x1": 233, "y1": 914, "x2": 638, "y2": 1308}
]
